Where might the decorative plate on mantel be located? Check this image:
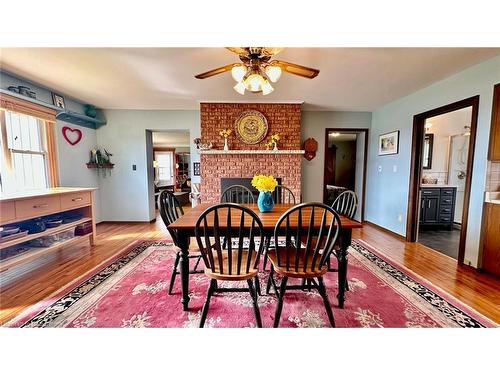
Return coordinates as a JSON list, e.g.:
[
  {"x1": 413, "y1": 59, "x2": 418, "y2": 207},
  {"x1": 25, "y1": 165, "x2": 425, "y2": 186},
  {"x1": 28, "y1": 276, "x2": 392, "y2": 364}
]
[{"x1": 234, "y1": 110, "x2": 268, "y2": 144}]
